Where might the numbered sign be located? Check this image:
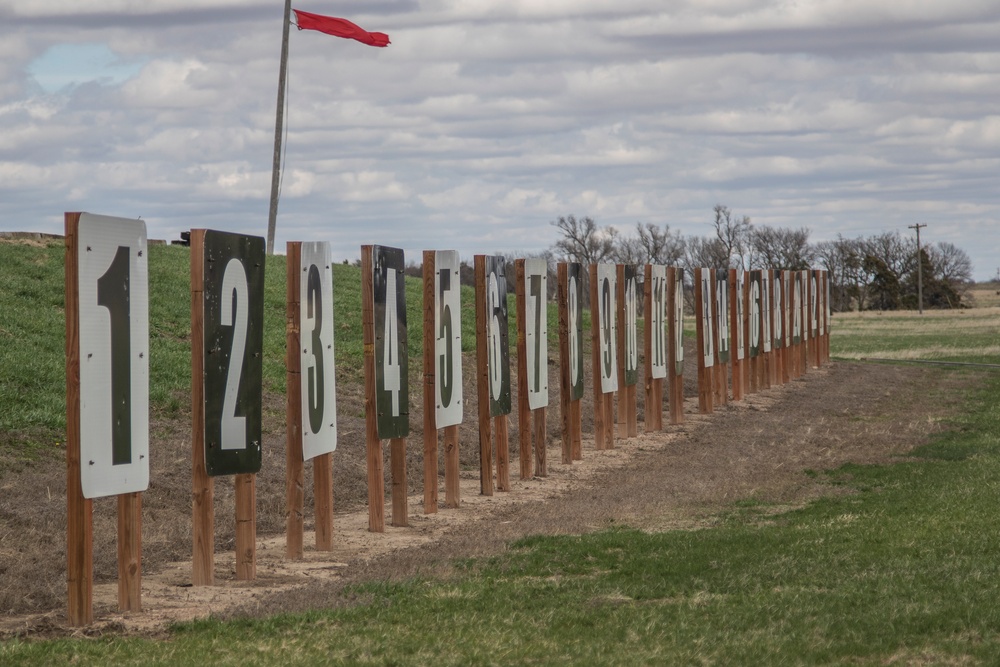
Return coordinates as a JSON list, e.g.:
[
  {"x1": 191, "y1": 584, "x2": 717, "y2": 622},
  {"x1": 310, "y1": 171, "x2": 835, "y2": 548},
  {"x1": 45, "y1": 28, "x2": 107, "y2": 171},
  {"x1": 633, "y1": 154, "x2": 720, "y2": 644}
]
[
  {"x1": 715, "y1": 272, "x2": 730, "y2": 363},
  {"x1": 203, "y1": 231, "x2": 265, "y2": 476},
  {"x1": 699, "y1": 269, "x2": 714, "y2": 368},
  {"x1": 622, "y1": 265, "x2": 639, "y2": 386},
  {"x1": 485, "y1": 256, "x2": 512, "y2": 416},
  {"x1": 596, "y1": 264, "x2": 618, "y2": 394},
  {"x1": 748, "y1": 270, "x2": 762, "y2": 358},
  {"x1": 76, "y1": 213, "x2": 149, "y2": 499},
  {"x1": 434, "y1": 250, "x2": 464, "y2": 427},
  {"x1": 810, "y1": 271, "x2": 819, "y2": 337},
  {"x1": 567, "y1": 262, "x2": 585, "y2": 400},
  {"x1": 825, "y1": 271, "x2": 831, "y2": 335},
  {"x1": 735, "y1": 269, "x2": 745, "y2": 361},
  {"x1": 772, "y1": 272, "x2": 783, "y2": 349},
  {"x1": 299, "y1": 242, "x2": 337, "y2": 460},
  {"x1": 373, "y1": 245, "x2": 409, "y2": 438},
  {"x1": 761, "y1": 271, "x2": 772, "y2": 354},
  {"x1": 783, "y1": 271, "x2": 792, "y2": 347},
  {"x1": 524, "y1": 258, "x2": 549, "y2": 409},
  {"x1": 792, "y1": 271, "x2": 802, "y2": 344},
  {"x1": 649, "y1": 265, "x2": 667, "y2": 379},
  {"x1": 673, "y1": 268, "x2": 685, "y2": 376}
]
